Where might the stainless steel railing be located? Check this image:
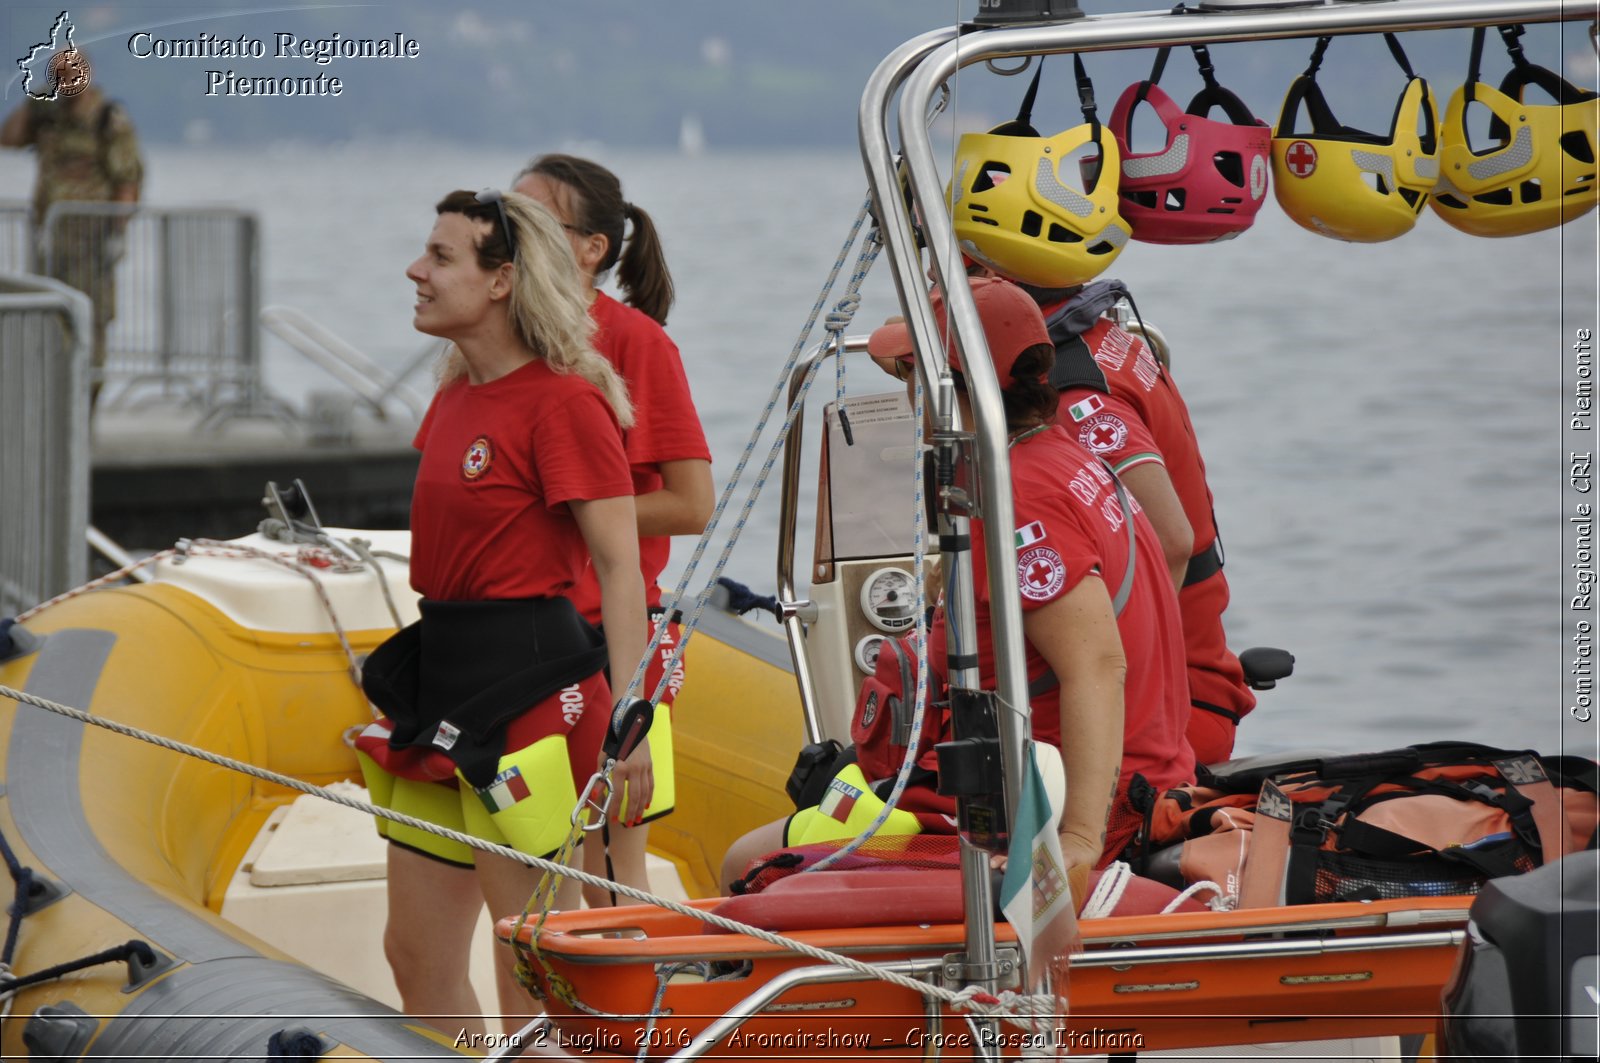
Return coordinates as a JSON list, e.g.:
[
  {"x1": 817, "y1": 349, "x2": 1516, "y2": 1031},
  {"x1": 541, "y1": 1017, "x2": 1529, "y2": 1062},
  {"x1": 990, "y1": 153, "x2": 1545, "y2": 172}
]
[{"x1": 0, "y1": 272, "x2": 90, "y2": 617}]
